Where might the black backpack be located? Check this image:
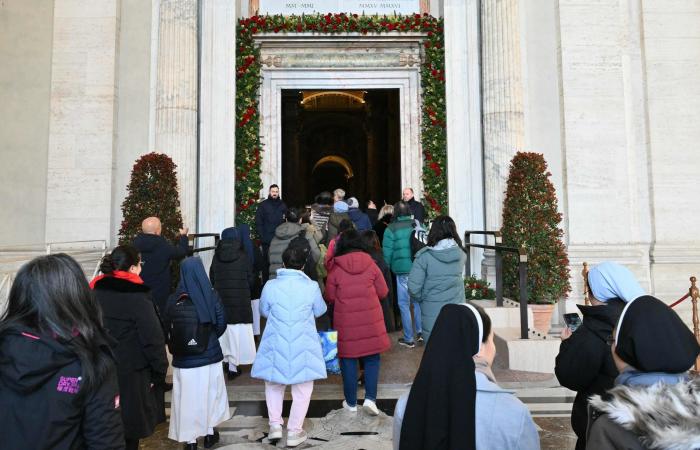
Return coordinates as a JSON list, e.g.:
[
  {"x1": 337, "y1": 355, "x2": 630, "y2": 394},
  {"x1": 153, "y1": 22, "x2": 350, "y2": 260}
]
[
  {"x1": 166, "y1": 293, "x2": 211, "y2": 356},
  {"x1": 288, "y1": 231, "x2": 318, "y2": 281},
  {"x1": 410, "y1": 225, "x2": 428, "y2": 260}
]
